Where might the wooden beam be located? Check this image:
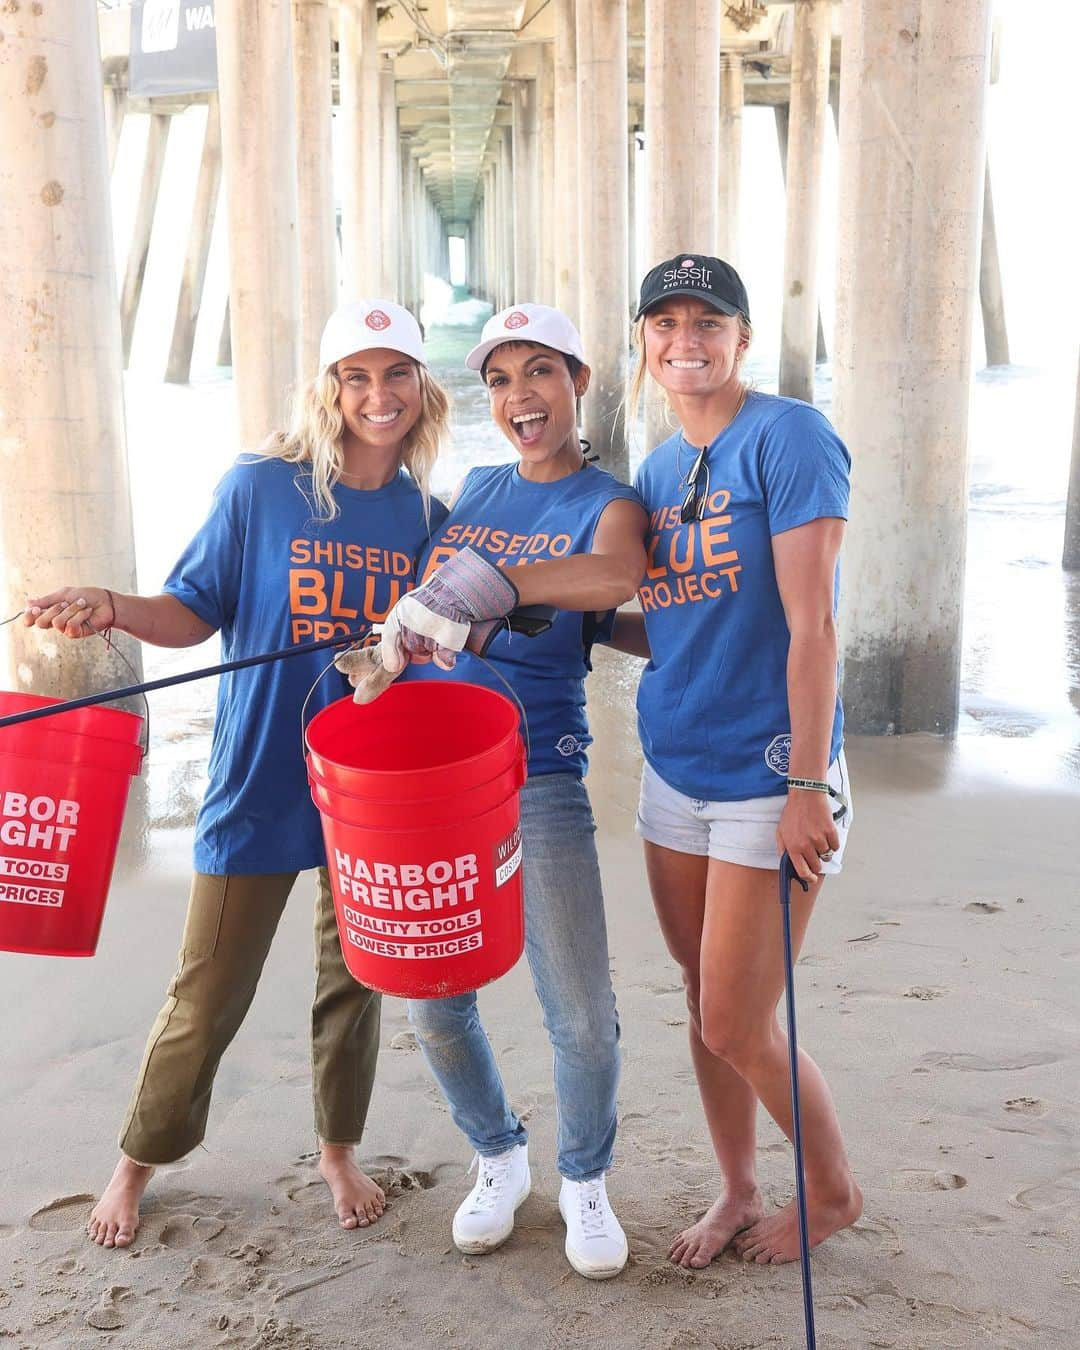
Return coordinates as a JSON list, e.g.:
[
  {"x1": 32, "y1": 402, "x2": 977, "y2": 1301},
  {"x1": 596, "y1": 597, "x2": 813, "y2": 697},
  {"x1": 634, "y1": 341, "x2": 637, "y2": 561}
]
[
  {"x1": 165, "y1": 97, "x2": 222, "y2": 384},
  {"x1": 979, "y1": 158, "x2": 1010, "y2": 367},
  {"x1": 119, "y1": 112, "x2": 172, "y2": 366}
]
